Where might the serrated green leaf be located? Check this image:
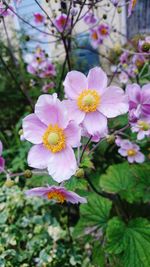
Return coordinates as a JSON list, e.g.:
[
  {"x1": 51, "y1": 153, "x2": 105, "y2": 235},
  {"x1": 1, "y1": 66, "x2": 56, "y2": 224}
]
[
  {"x1": 92, "y1": 241, "x2": 105, "y2": 267},
  {"x1": 106, "y1": 217, "x2": 150, "y2": 267},
  {"x1": 65, "y1": 176, "x2": 87, "y2": 191},
  {"x1": 73, "y1": 193, "x2": 112, "y2": 238},
  {"x1": 100, "y1": 163, "x2": 150, "y2": 203}
]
